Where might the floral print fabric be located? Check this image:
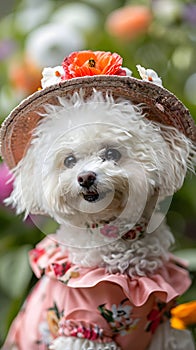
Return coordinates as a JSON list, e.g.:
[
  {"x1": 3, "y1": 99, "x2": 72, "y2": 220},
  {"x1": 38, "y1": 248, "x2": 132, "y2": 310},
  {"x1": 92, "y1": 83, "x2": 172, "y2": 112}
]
[{"x1": 3, "y1": 235, "x2": 191, "y2": 350}]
